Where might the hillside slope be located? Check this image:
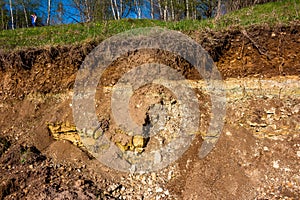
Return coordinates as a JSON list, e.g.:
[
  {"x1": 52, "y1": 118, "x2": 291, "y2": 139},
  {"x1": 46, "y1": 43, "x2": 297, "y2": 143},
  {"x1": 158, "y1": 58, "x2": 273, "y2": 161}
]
[{"x1": 0, "y1": 1, "x2": 300, "y2": 199}]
